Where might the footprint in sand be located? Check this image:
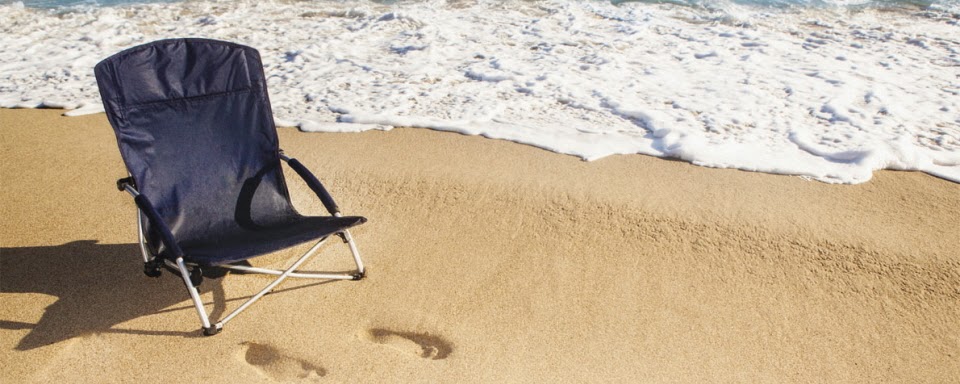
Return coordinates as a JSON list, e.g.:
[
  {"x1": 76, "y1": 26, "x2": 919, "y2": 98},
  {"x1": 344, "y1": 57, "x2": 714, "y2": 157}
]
[
  {"x1": 239, "y1": 342, "x2": 326, "y2": 381},
  {"x1": 362, "y1": 328, "x2": 453, "y2": 360}
]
